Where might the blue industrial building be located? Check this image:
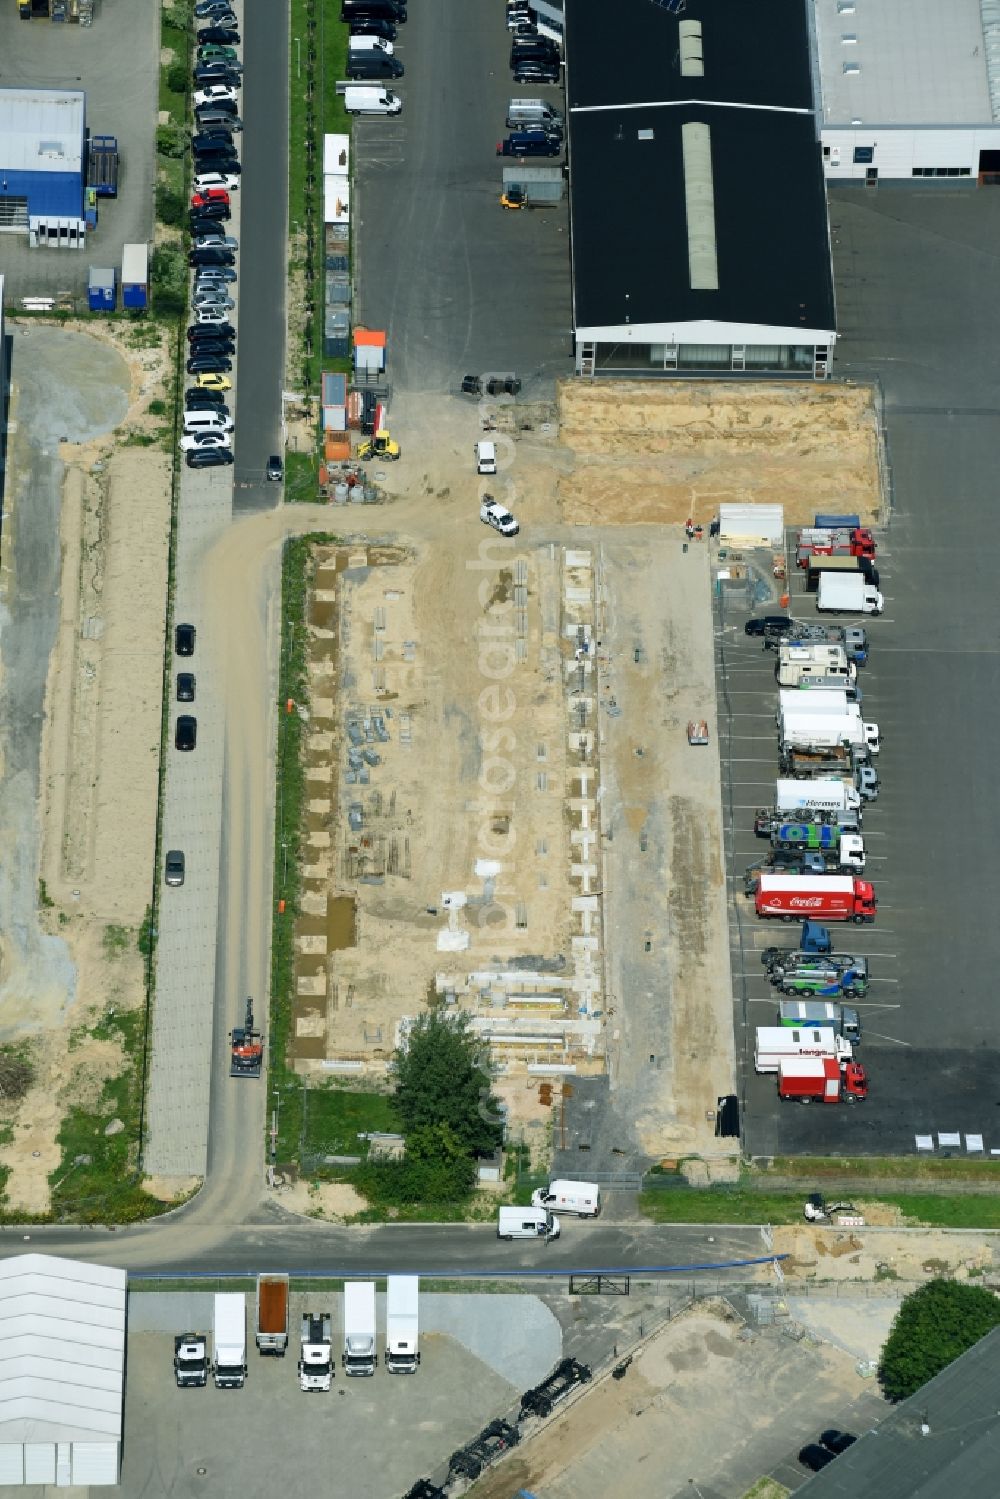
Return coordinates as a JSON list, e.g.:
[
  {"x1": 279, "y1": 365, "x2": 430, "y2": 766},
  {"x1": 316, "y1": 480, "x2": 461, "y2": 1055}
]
[{"x1": 0, "y1": 89, "x2": 86, "y2": 243}]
